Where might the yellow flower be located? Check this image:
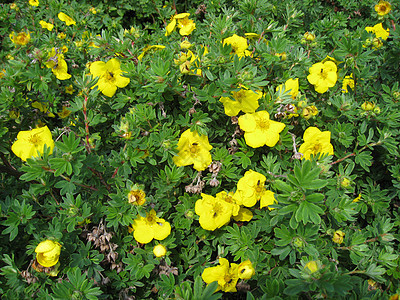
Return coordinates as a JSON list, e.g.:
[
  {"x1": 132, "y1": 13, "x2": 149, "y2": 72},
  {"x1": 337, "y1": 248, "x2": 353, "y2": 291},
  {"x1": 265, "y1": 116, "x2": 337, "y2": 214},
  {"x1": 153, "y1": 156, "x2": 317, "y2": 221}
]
[
  {"x1": 45, "y1": 48, "x2": 71, "y2": 80},
  {"x1": 58, "y1": 106, "x2": 71, "y2": 119},
  {"x1": 39, "y1": 20, "x2": 53, "y2": 31},
  {"x1": 238, "y1": 111, "x2": 286, "y2": 148},
  {"x1": 165, "y1": 13, "x2": 196, "y2": 36},
  {"x1": 232, "y1": 207, "x2": 253, "y2": 222},
  {"x1": 195, "y1": 193, "x2": 233, "y2": 231},
  {"x1": 303, "y1": 32, "x2": 316, "y2": 41},
  {"x1": 301, "y1": 105, "x2": 318, "y2": 120},
  {"x1": 180, "y1": 40, "x2": 192, "y2": 49},
  {"x1": 202, "y1": 258, "x2": 239, "y2": 292},
  {"x1": 29, "y1": 0, "x2": 39, "y2": 6},
  {"x1": 90, "y1": 58, "x2": 130, "y2": 97},
  {"x1": 153, "y1": 244, "x2": 167, "y2": 257},
  {"x1": 137, "y1": 45, "x2": 165, "y2": 61},
  {"x1": 375, "y1": 1, "x2": 391, "y2": 16},
  {"x1": 58, "y1": 12, "x2": 76, "y2": 26},
  {"x1": 223, "y1": 34, "x2": 251, "y2": 58},
  {"x1": 219, "y1": 88, "x2": 262, "y2": 116},
  {"x1": 9, "y1": 31, "x2": 31, "y2": 46},
  {"x1": 353, "y1": 193, "x2": 362, "y2": 203},
  {"x1": 11, "y1": 126, "x2": 54, "y2": 161},
  {"x1": 307, "y1": 61, "x2": 337, "y2": 93},
  {"x1": 245, "y1": 32, "x2": 260, "y2": 39},
  {"x1": 340, "y1": 177, "x2": 351, "y2": 188},
  {"x1": 238, "y1": 260, "x2": 255, "y2": 279},
  {"x1": 173, "y1": 129, "x2": 212, "y2": 171},
  {"x1": 361, "y1": 101, "x2": 375, "y2": 111},
  {"x1": 128, "y1": 187, "x2": 146, "y2": 206},
  {"x1": 57, "y1": 32, "x2": 66, "y2": 39},
  {"x1": 216, "y1": 191, "x2": 240, "y2": 216},
  {"x1": 32, "y1": 101, "x2": 55, "y2": 117},
  {"x1": 234, "y1": 170, "x2": 275, "y2": 208},
  {"x1": 332, "y1": 230, "x2": 345, "y2": 244},
  {"x1": 65, "y1": 84, "x2": 75, "y2": 94},
  {"x1": 259, "y1": 190, "x2": 277, "y2": 210},
  {"x1": 276, "y1": 78, "x2": 299, "y2": 99},
  {"x1": 342, "y1": 74, "x2": 354, "y2": 93},
  {"x1": 89, "y1": 7, "x2": 97, "y2": 14},
  {"x1": 365, "y1": 23, "x2": 389, "y2": 40},
  {"x1": 130, "y1": 209, "x2": 171, "y2": 244},
  {"x1": 298, "y1": 127, "x2": 334, "y2": 160},
  {"x1": 10, "y1": 3, "x2": 18, "y2": 10},
  {"x1": 35, "y1": 240, "x2": 61, "y2": 268},
  {"x1": 304, "y1": 261, "x2": 318, "y2": 274}
]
